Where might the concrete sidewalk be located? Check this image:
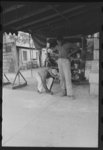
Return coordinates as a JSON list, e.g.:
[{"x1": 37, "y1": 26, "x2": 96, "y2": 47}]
[{"x1": 2, "y1": 82, "x2": 98, "y2": 147}]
